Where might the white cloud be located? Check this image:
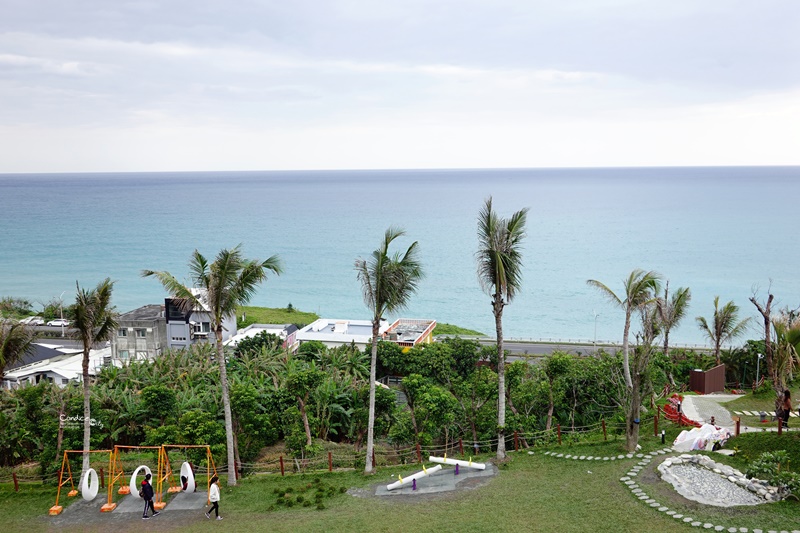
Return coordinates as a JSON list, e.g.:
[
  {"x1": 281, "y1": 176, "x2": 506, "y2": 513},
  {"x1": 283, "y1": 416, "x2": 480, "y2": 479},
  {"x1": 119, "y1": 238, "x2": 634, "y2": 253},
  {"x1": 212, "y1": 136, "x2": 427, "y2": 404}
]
[{"x1": 0, "y1": 2, "x2": 798, "y2": 172}]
